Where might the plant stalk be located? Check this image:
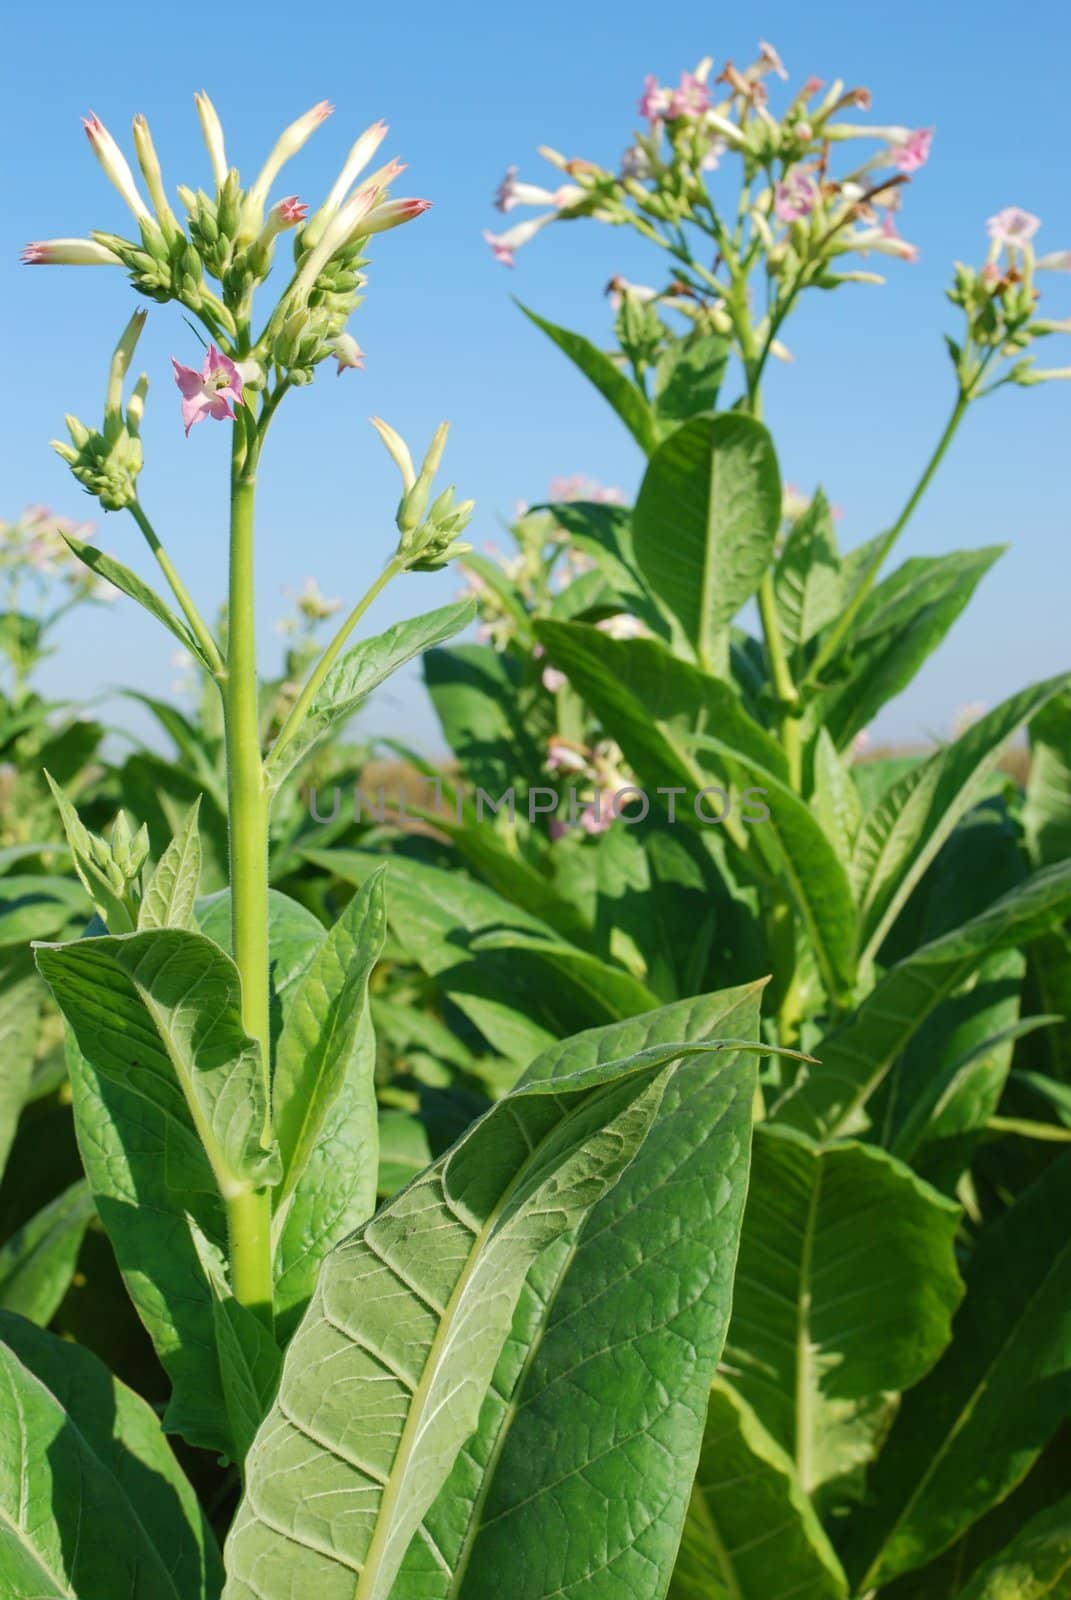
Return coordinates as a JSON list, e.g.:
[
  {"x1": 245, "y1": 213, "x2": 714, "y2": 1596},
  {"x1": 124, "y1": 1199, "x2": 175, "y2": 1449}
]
[{"x1": 222, "y1": 424, "x2": 274, "y2": 1329}]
